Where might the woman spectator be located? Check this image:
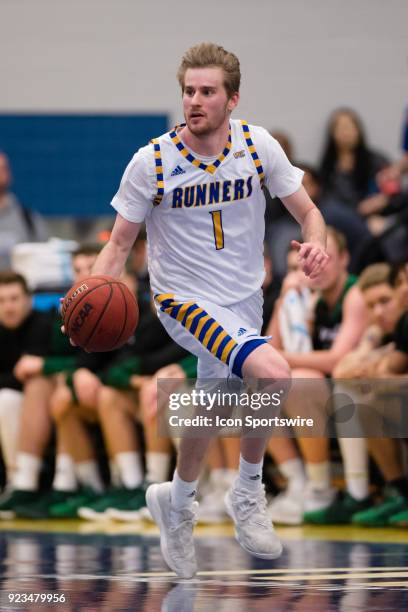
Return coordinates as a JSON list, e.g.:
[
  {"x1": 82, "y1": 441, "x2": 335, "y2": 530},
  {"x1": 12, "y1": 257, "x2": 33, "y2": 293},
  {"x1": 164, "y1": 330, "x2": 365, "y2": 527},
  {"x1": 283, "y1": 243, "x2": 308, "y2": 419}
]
[{"x1": 319, "y1": 108, "x2": 389, "y2": 215}]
